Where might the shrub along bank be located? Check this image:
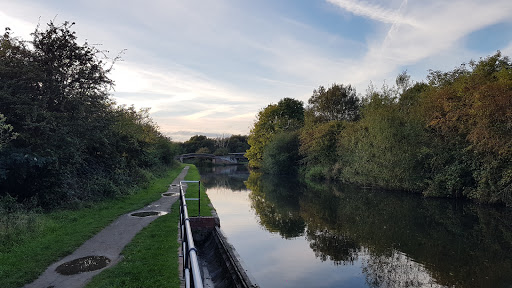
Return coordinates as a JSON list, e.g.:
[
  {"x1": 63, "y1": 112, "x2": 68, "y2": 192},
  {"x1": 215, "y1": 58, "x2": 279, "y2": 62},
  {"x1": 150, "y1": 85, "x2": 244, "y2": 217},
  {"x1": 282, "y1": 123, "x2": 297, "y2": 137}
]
[
  {"x1": 0, "y1": 21, "x2": 180, "y2": 211},
  {"x1": 0, "y1": 164, "x2": 184, "y2": 288},
  {"x1": 246, "y1": 53, "x2": 512, "y2": 206}
]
